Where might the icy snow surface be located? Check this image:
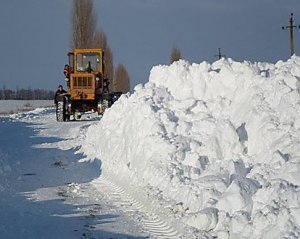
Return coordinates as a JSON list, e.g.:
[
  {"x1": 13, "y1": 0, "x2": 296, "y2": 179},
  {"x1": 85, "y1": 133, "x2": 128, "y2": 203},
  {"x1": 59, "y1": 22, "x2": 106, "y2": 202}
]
[
  {"x1": 80, "y1": 56, "x2": 300, "y2": 238},
  {"x1": 0, "y1": 108, "x2": 148, "y2": 239}
]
